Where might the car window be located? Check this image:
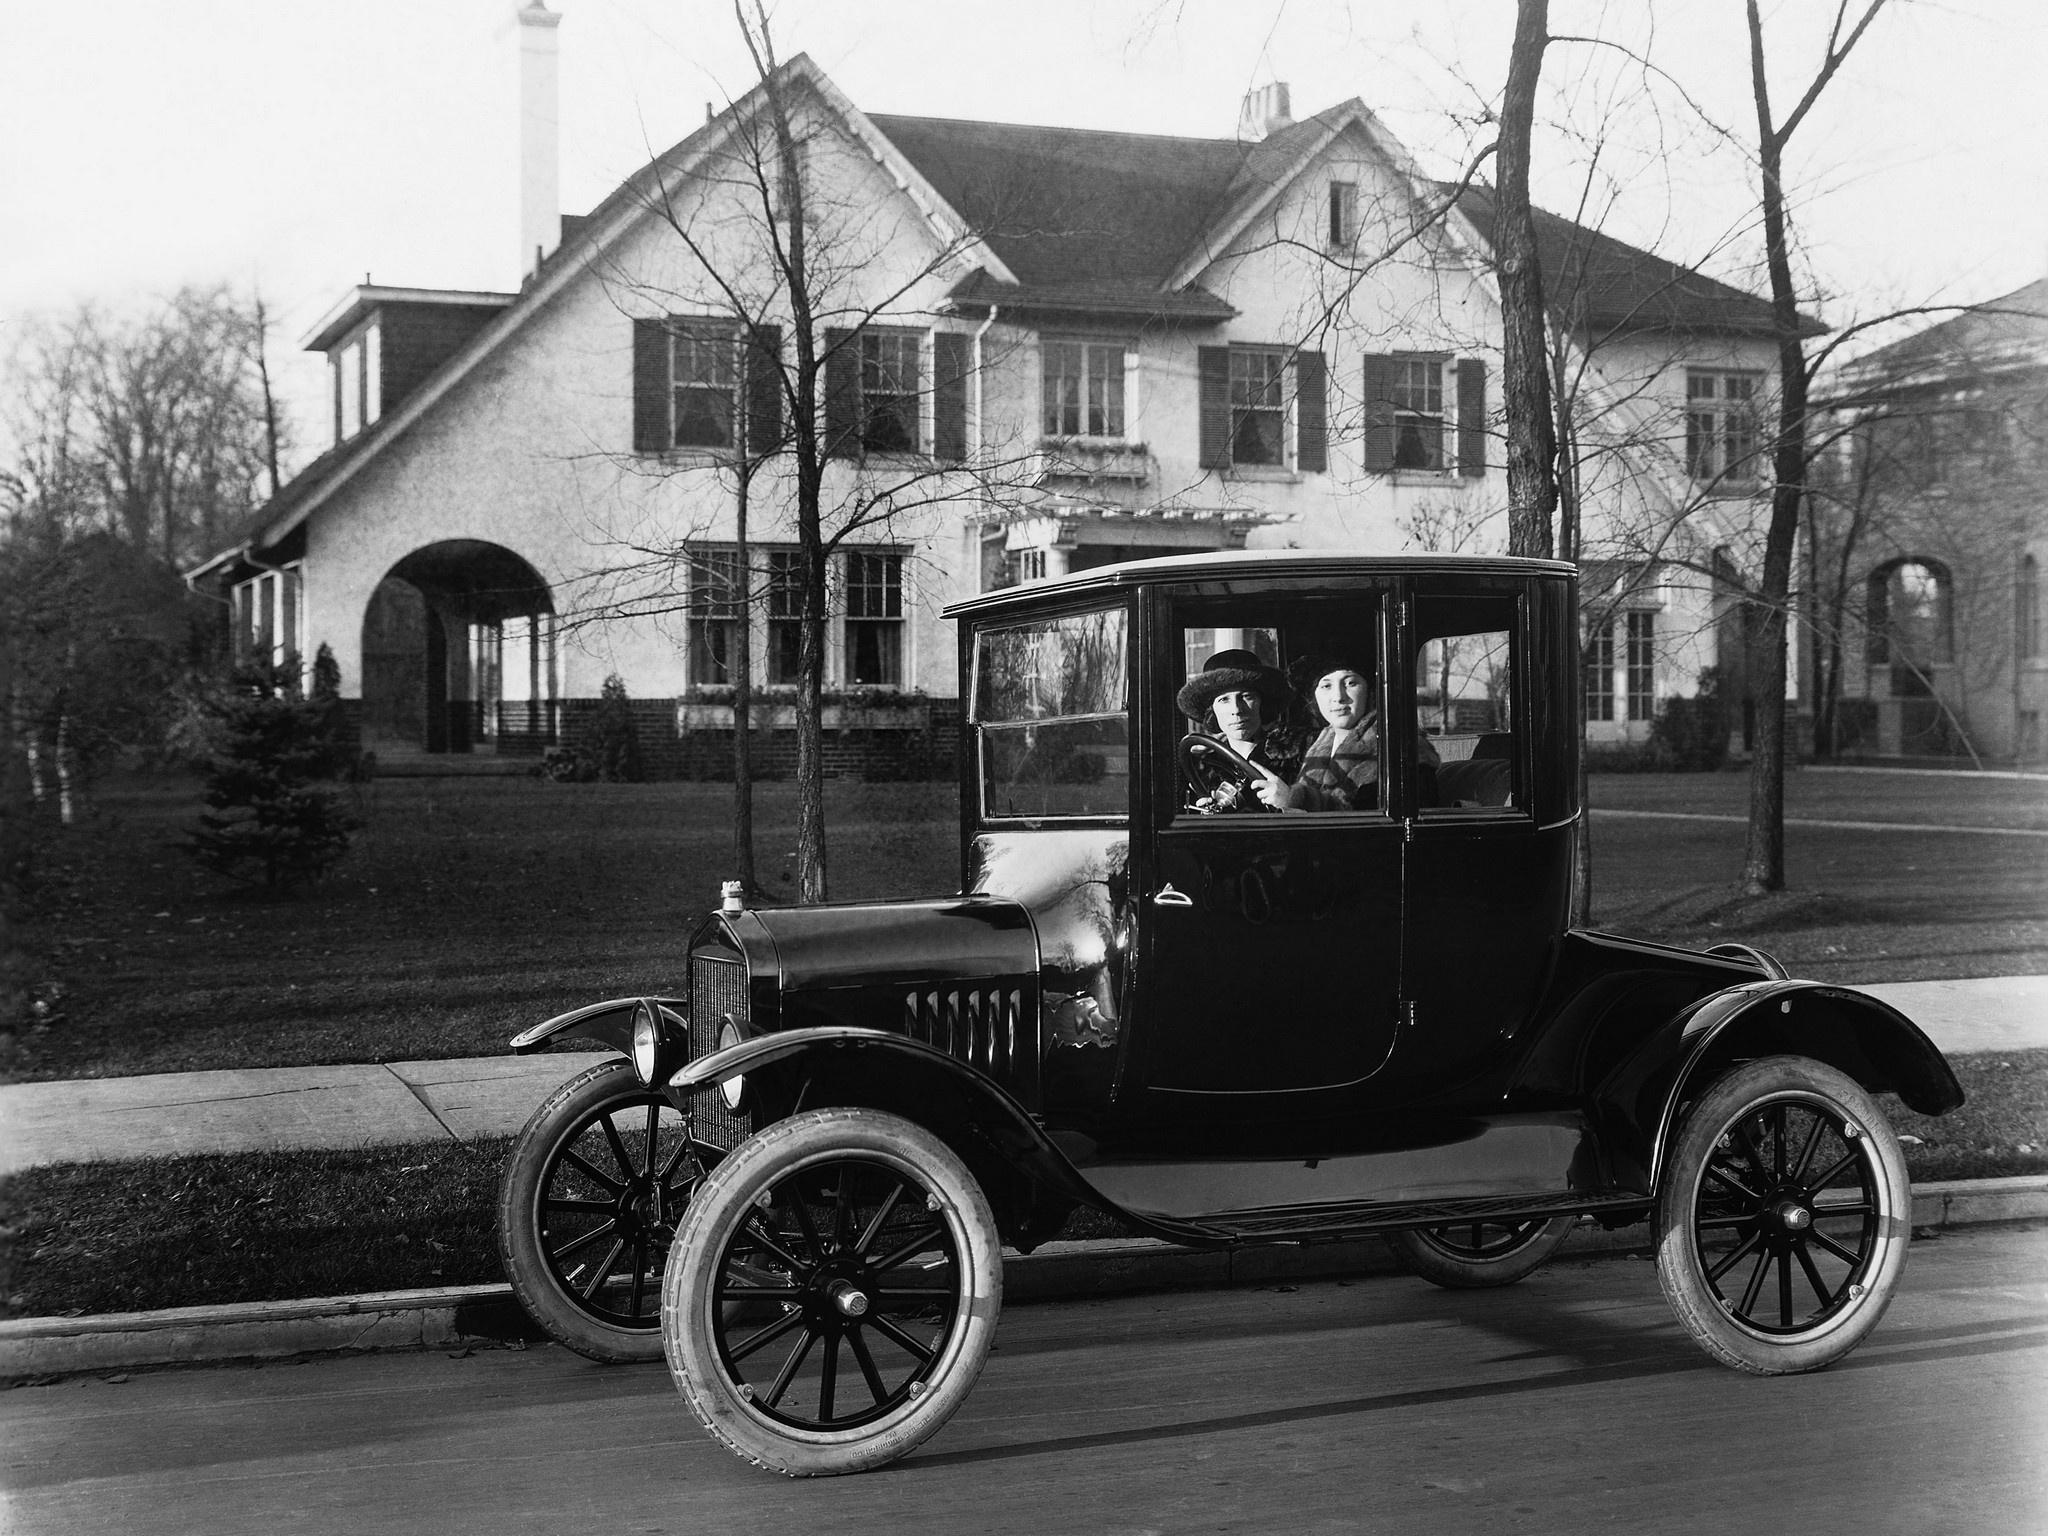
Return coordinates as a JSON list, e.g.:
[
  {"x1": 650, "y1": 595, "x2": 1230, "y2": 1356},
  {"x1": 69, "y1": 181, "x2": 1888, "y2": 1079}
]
[
  {"x1": 973, "y1": 607, "x2": 1129, "y2": 819},
  {"x1": 1413, "y1": 593, "x2": 1520, "y2": 815},
  {"x1": 1172, "y1": 598, "x2": 1387, "y2": 819}
]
